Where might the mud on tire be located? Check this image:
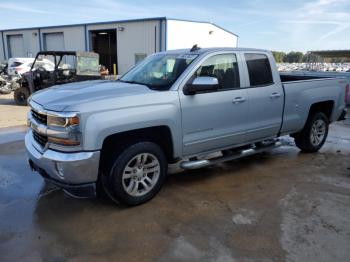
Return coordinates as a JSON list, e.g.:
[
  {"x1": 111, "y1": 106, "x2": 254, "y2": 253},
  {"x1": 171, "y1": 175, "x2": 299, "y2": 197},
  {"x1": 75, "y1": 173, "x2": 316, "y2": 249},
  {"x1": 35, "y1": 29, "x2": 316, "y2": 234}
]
[
  {"x1": 14, "y1": 87, "x2": 30, "y2": 106},
  {"x1": 294, "y1": 112, "x2": 329, "y2": 153},
  {"x1": 101, "y1": 141, "x2": 167, "y2": 206}
]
